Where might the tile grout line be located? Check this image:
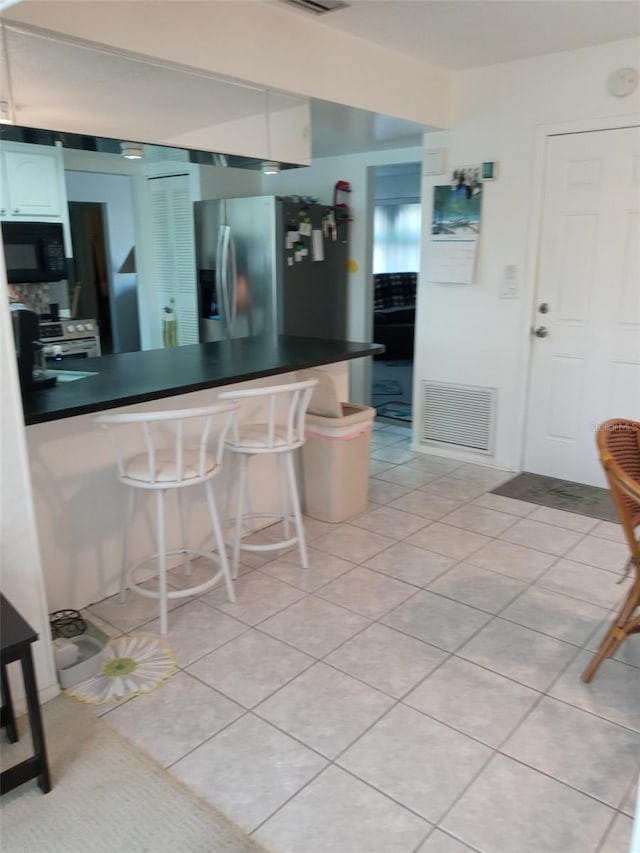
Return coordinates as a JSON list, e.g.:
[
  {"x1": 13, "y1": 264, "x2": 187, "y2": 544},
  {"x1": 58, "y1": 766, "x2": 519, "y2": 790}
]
[
  {"x1": 248, "y1": 762, "x2": 435, "y2": 842},
  {"x1": 494, "y1": 747, "x2": 638, "y2": 816},
  {"x1": 428, "y1": 634, "x2": 588, "y2": 841},
  {"x1": 594, "y1": 809, "x2": 625, "y2": 853},
  {"x1": 237, "y1": 538, "x2": 515, "y2": 835},
  {"x1": 95, "y1": 523, "x2": 636, "y2": 736},
  {"x1": 368, "y1": 535, "x2": 638, "y2": 838}
]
